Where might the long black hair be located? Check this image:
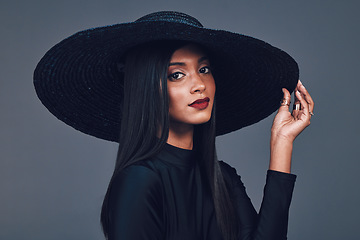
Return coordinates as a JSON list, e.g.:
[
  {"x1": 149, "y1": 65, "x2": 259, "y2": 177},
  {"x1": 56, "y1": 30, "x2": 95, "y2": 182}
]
[{"x1": 101, "y1": 41, "x2": 238, "y2": 240}]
